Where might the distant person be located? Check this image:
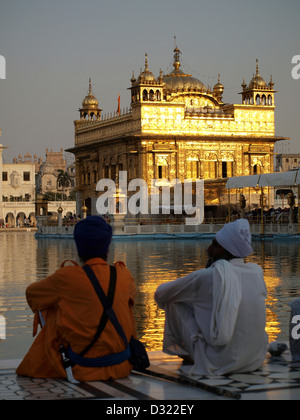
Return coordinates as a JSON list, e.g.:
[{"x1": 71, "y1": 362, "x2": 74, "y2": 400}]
[
  {"x1": 17, "y1": 216, "x2": 137, "y2": 381},
  {"x1": 155, "y1": 219, "x2": 268, "y2": 376}
]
